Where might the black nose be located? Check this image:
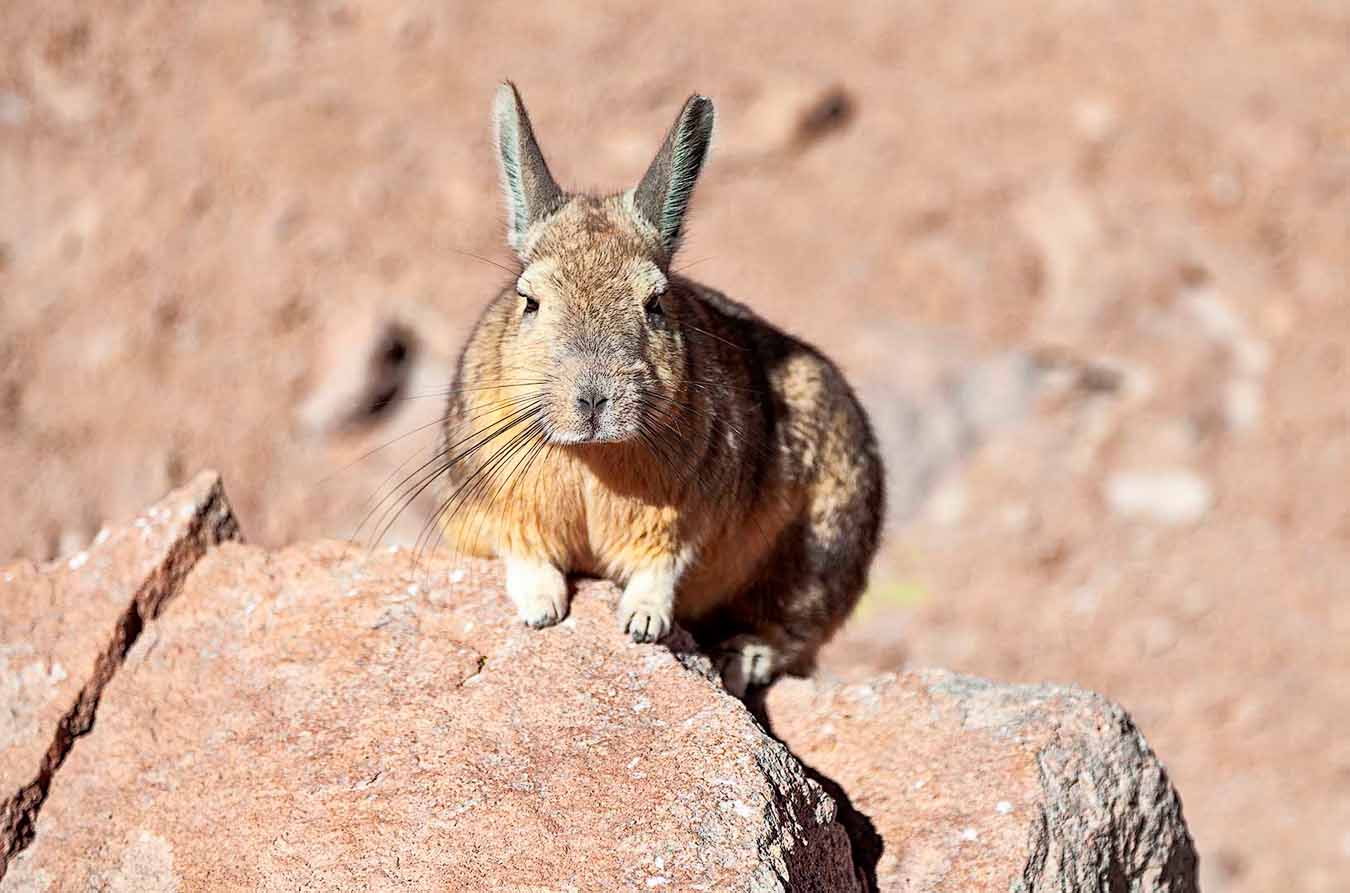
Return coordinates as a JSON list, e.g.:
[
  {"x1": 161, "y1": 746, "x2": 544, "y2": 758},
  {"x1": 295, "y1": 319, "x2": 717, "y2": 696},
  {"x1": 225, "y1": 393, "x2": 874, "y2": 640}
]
[{"x1": 576, "y1": 388, "x2": 610, "y2": 417}]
